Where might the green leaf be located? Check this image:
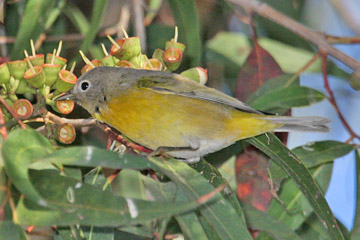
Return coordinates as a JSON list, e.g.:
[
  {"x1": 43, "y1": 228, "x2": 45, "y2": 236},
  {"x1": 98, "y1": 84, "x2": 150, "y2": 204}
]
[
  {"x1": 16, "y1": 169, "x2": 210, "y2": 226},
  {"x1": 292, "y1": 141, "x2": 354, "y2": 168},
  {"x1": 168, "y1": 0, "x2": 202, "y2": 67},
  {"x1": 143, "y1": 176, "x2": 209, "y2": 239},
  {"x1": 268, "y1": 141, "x2": 354, "y2": 188},
  {"x1": 242, "y1": 203, "x2": 301, "y2": 240},
  {"x1": 0, "y1": 221, "x2": 26, "y2": 240},
  {"x1": 351, "y1": 150, "x2": 360, "y2": 238},
  {"x1": 72, "y1": 0, "x2": 107, "y2": 63},
  {"x1": 249, "y1": 86, "x2": 325, "y2": 112},
  {"x1": 2, "y1": 129, "x2": 54, "y2": 205},
  {"x1": 63, "y1": 1, "x2": 90, "y2": 35},
  {"x1": 268, "y1": 163, "x2": 333, "y2": 230},
  {"x1": 246, "y1": 134, "x2": 344, "y2": 240},
  {"x1": 147, "y1": 157, "x2": 253, "y2": 240},
  {"x1": 10, "y1": 0, "x2": 56, "y2": 60},
  {"x1": 297, "y1": 213, "x2": 350, "y2": 240},
  {"x1": 247, "y1": 74, "x2": 299, "y2": 105},
  {"x1": 205, "y1": 32, "x2": 349, "y2": 80}
]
